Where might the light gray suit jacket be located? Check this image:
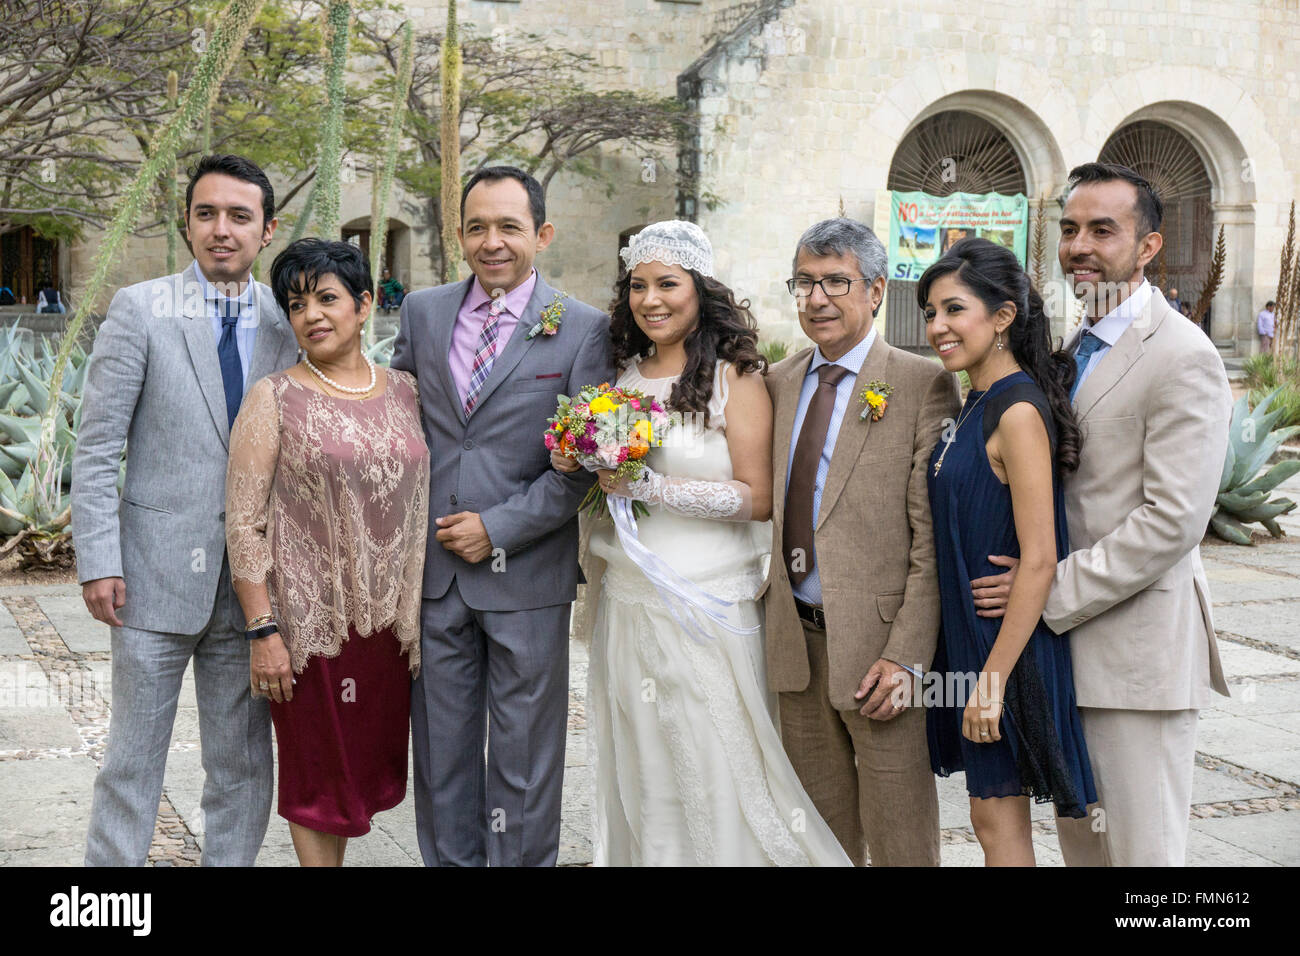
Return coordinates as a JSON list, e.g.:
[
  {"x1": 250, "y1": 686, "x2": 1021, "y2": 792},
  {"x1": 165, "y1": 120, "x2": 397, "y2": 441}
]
[
  {"x1": 1043, "y1": 290, "x2": 1232, "y2": 710},
  {"x1": 71, "y1": 262, "x2": 299, "y2": 635},
  {"x1": 390, "y1": 273, "x2": 614, "y2": 611}
]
